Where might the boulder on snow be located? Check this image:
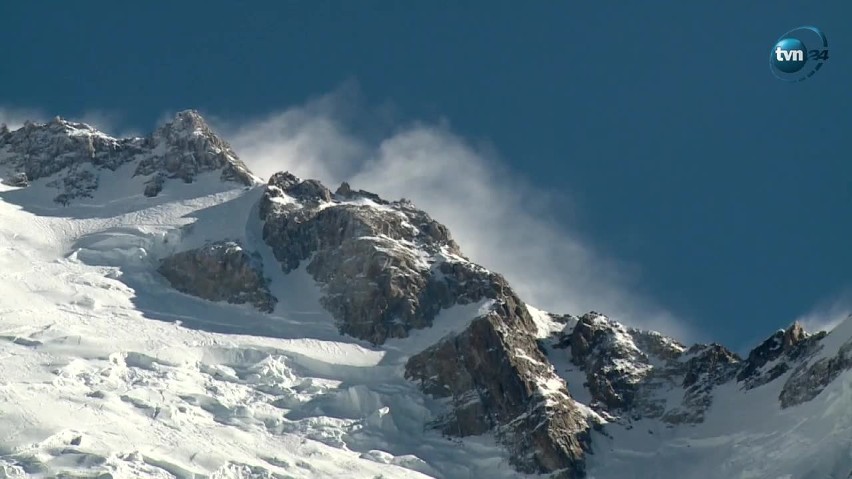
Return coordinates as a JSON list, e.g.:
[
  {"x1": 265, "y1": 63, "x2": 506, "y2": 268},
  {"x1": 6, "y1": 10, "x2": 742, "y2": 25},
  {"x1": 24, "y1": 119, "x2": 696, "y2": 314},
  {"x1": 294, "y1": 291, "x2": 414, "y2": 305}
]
[
  {"x1": 2, "y1": 172, "x2": 29, "y2": 187},
  {"x1": 158, "y1": 241, "x2": 277, "y2": 313}
]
